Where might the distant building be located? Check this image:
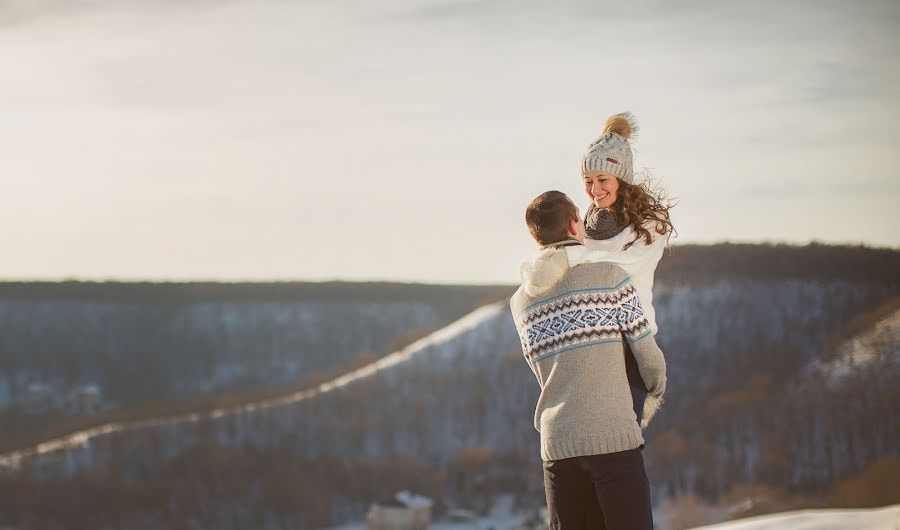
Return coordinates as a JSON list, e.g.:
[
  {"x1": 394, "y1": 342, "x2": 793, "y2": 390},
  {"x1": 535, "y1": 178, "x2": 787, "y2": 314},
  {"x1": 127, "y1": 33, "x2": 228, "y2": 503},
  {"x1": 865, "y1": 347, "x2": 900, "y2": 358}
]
[{"x1": 366, "y1": 490, "x2": 432, "y2": 530}]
